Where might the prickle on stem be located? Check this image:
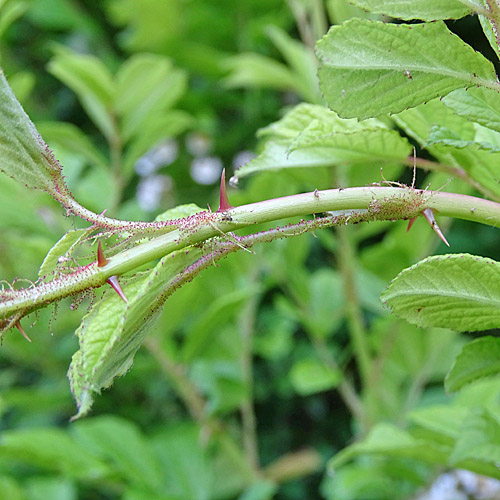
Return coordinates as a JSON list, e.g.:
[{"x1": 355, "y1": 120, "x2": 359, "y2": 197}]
[
  {"x1": 422, "y1": 208, "x2": 450, "y2": 247},
  {"x1": 97, "y1": 240, "x2": 128, "y2": 303},
  {"x1": 217, "y1": 168, "x2": 233, "y2": 212},
  {"x1": 15, "y1": 320, "x2": 31, "y2": 342}
]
